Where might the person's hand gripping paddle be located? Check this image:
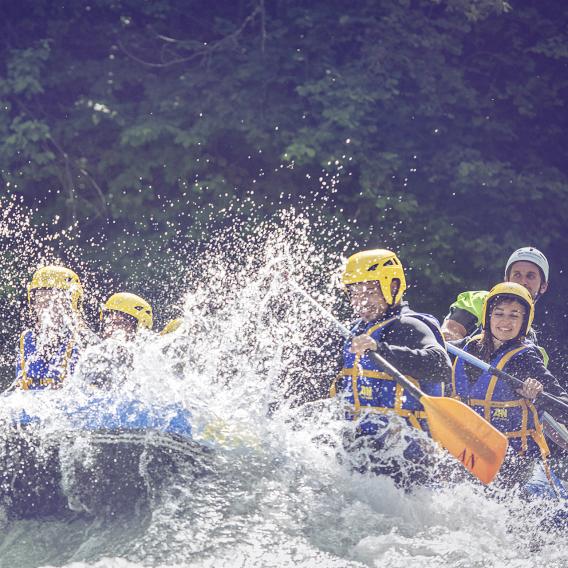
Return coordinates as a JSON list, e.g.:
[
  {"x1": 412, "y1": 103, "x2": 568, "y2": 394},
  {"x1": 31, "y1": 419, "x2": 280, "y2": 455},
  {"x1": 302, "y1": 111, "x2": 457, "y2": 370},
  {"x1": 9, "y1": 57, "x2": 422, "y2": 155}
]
[{"x1": 286, "y1": 279, "x2": 508, "y2": 484}]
